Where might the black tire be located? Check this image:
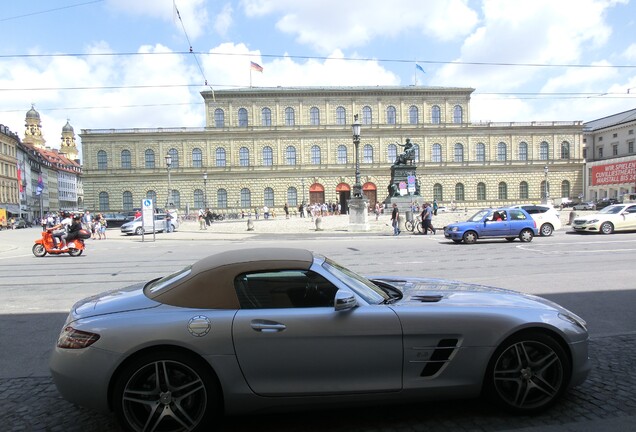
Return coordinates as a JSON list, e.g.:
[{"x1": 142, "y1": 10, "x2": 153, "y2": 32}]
[
  {"x1": 416, "y1": 222, "x2": 424, "y2": 234},
  {"x1": 405, "y1": 220, "x2": 414, "y2": 232},
  {"x1": 32, "y1": 244, "x2": 46, "y2": 257},
  {"x1": 112, "y1": 350, "x2": 220, "y2": 432},
  {"x1": 505, "y1": 237, "x2": 515, "y2": 242},
  {"x1": 600, "y1": 221, "x2": 614, "y2": 234},
  {"x1": 484, "y1": 331, "x2": 571, "y2": 414},
  {"x1": 463, "y1": 231, "x2": 477, "y2": 244},
  {"x1": 68, "y1": 248, "x2": 83, "y2": 257},
  {"x1": 540, "y1": 223, "x2": 554, "y2": 236},
  {"x1": 134, "y1": 227, "x2": 144, "y2": 236},
  {"x1": 519, "y1": 229, "x2": 534, "y2": 242}
]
